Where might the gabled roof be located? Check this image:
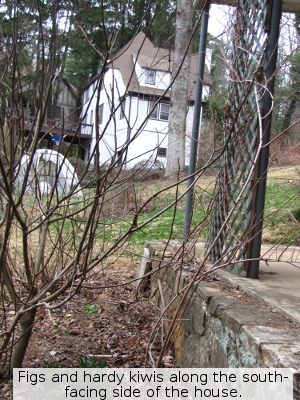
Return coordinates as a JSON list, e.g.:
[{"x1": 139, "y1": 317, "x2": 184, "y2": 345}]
[
  {"x1": 62, "y1": 77, "x2": 78, "y2": 98},
  {"x1": 109, "y1": 31, "x2": 211, "y2": 100},
  {"x1": 85, "y1": 31, "x2": 211, "y2": 101}
]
